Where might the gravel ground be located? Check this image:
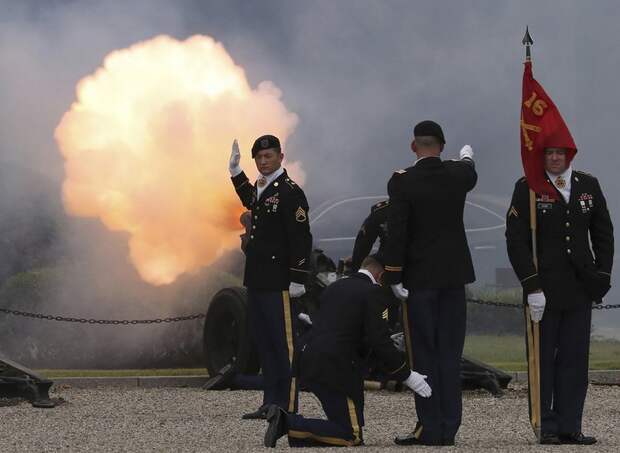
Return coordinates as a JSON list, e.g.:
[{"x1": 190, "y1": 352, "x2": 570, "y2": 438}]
[{"x1": 1, "y1": 384, "x2": 618, "y2": 452}]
